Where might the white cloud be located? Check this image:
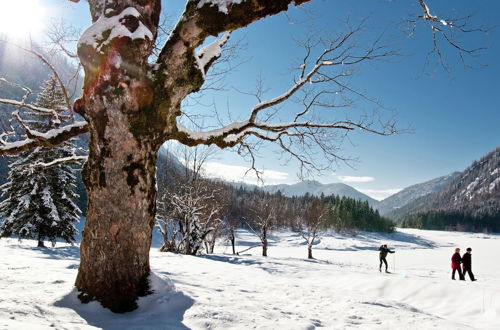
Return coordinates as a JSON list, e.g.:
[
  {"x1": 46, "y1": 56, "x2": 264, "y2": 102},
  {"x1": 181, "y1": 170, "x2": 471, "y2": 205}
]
[
  {"x1": 203, "y1": 162, "x2": 290, "y2": 185},
  {"x1": 357, "y1": 188, "x2": 402, "y2": 201},
  {"x1": 337, "y1": 175, "x2": 375, "y2": 183}
]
